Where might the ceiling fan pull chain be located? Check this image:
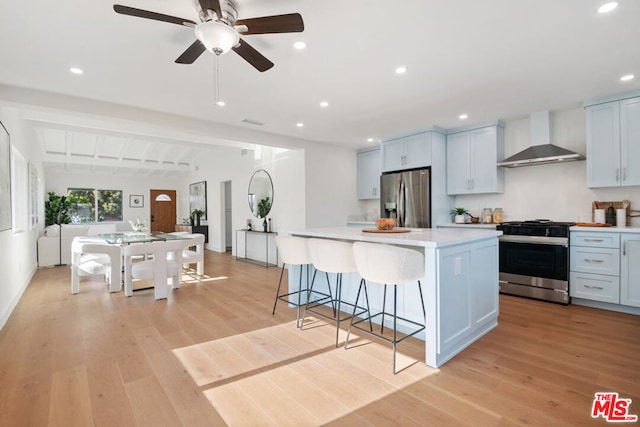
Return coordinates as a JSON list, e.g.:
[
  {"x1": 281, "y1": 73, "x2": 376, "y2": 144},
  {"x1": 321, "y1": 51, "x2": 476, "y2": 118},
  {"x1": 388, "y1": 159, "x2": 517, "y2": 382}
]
[{"x1": 213, "y1": 53, "x2": 223, "y2": 107}]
